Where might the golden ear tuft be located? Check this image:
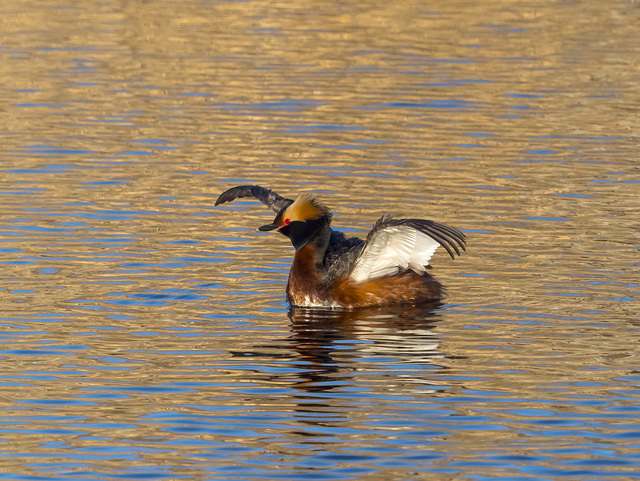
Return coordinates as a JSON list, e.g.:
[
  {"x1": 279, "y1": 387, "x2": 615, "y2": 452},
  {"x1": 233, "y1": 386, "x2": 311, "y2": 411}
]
[{"x1": 283, "y1": 194, "x2": 331, "y2": 222}]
